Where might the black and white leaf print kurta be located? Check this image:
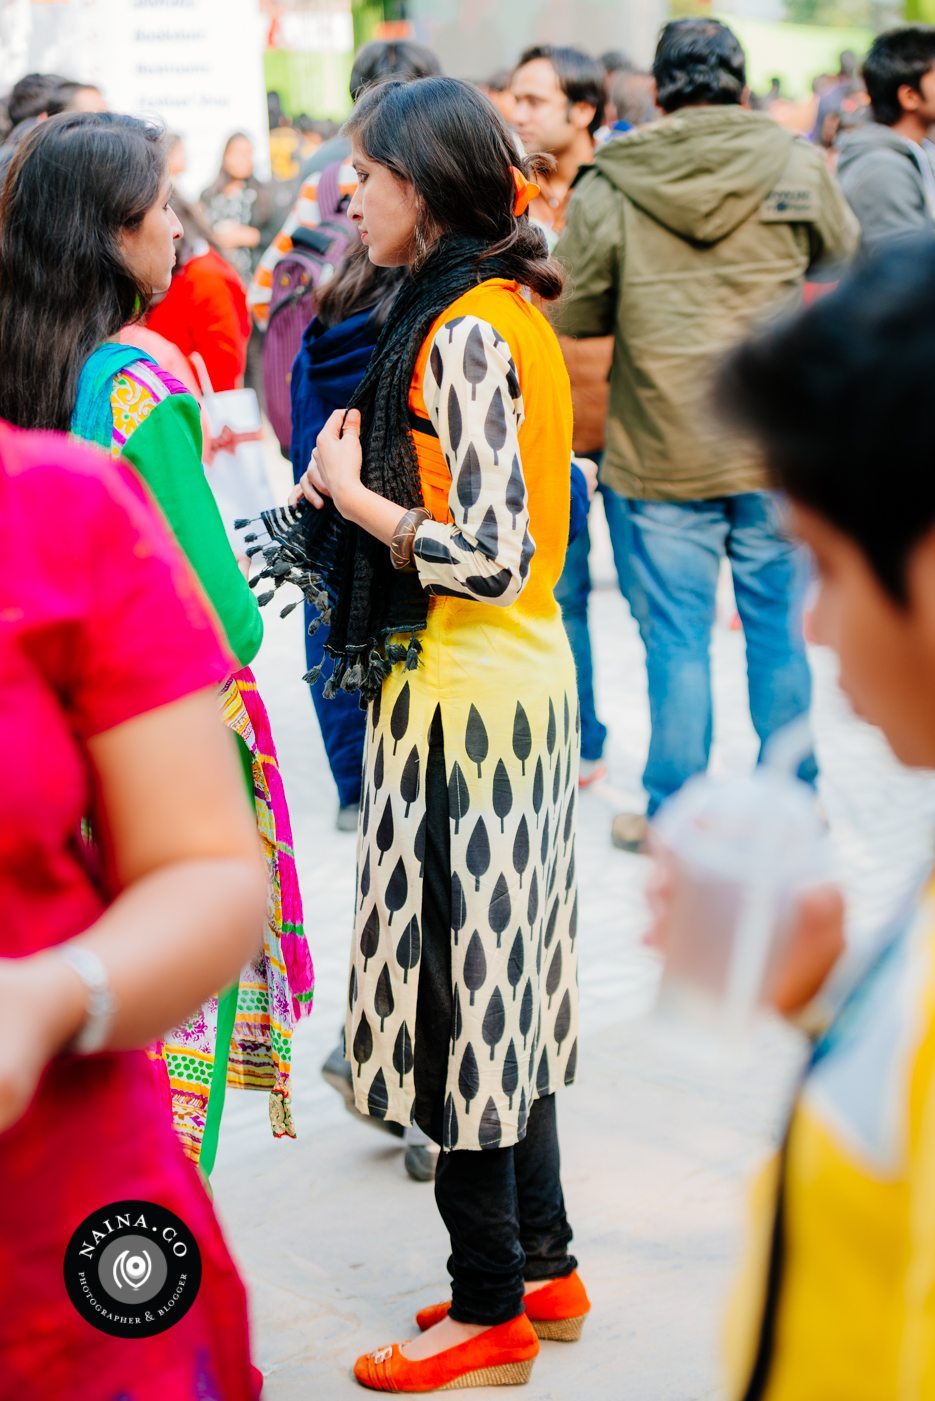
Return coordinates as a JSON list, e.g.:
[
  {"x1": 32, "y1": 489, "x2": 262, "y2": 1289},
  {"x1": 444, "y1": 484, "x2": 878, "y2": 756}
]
[{"x1": 347, "y1": 290, "x2": 580, "y2": 1152}]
